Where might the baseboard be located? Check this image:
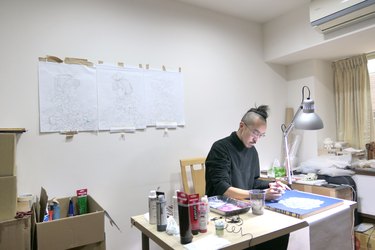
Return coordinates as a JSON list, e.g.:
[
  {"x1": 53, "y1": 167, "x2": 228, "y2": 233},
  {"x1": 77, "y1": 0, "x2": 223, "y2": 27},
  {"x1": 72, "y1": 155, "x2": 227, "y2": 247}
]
[{"x1": 359, "y1": 212, "x2": 375, "y2": 224}]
